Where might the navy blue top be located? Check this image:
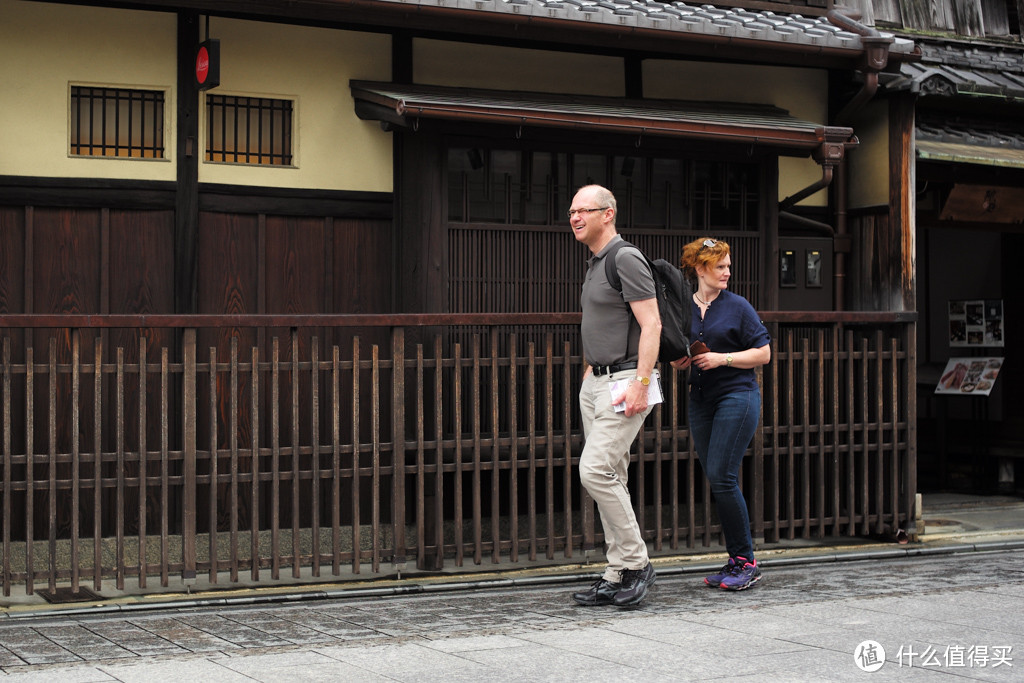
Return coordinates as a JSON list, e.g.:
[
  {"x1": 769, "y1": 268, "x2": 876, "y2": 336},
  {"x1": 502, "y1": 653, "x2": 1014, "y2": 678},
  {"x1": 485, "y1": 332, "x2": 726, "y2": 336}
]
[{"x1": 688, "y1": 289, "x2": 771, "y2": 402}]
